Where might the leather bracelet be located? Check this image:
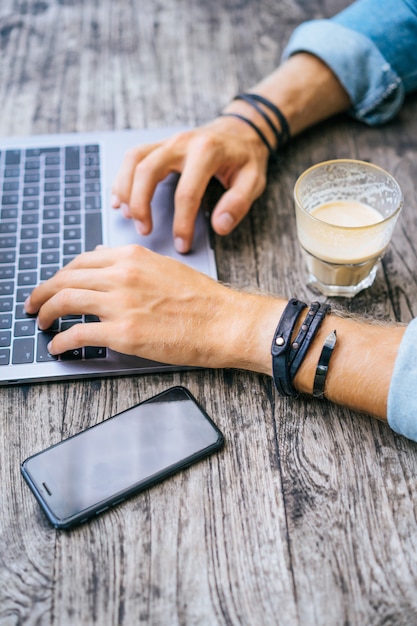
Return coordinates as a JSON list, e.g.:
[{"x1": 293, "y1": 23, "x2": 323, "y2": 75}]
[
  {"x1": 271, "y1": 298, "x2": 307, "y2": 396},
  {"x1": 233, "y1": 94, "x2": 283, "y2": 151},
  {"x1": 219, "y1": 112, "x2": 276, "y2": 160},
  {"x1": 289, "y1": 303, "x2": 331, "y2": 381},
  {"x1": 313, "y1": 330, "x2": 337, "y2": 399},
  {"x1": 288, "y1": 301, "x2": 320, "y2": 368},
  {"x1": 243, "y1": 93, "x2": 290, "y2": 145}
]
